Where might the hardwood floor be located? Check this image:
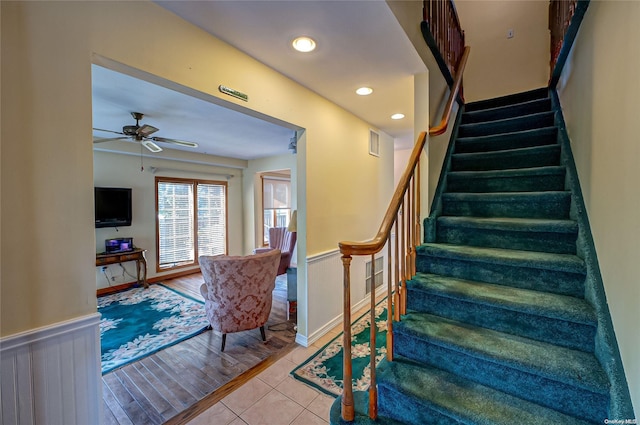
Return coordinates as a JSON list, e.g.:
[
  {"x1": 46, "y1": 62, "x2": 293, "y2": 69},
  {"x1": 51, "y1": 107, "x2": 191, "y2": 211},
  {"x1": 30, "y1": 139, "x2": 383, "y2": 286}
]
[{"x1": 101, "y1": 272, "x2": 297, "y2": 425}]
